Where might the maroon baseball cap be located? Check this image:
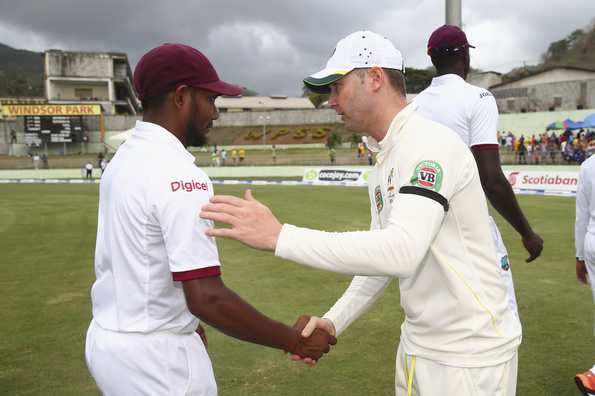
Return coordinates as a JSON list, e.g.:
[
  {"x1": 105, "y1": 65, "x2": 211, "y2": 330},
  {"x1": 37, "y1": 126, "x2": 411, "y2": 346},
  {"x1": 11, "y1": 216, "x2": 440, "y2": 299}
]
[
  {"x1": 133, "y1": 43, "x2": 242, "y2": 100},
  {"x1": 427, "y1": 25, "x2": 475, "y2": 56}
]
